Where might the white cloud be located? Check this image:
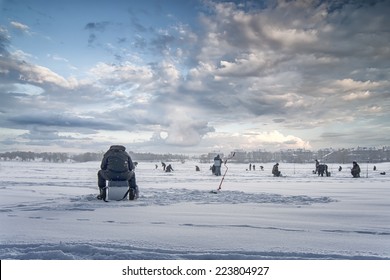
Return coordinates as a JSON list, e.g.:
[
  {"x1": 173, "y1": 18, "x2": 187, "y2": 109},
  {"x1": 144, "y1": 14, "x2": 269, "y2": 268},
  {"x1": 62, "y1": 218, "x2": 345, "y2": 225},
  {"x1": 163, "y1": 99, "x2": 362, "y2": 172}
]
[
  {"x1": 244, "y1": 130, "x2": 311, "y2": 149},
  {"x1": 10, "y1": 49, "x2": 34, "y2": 61},
  {"x1": 10, "y1": 21, "x2": 31, "y2": 34},
  {"x1": 88, "y1": 62, "x2": 154, "y2": 84},
  {"x1": 342, "y1": 90, "x2": 371, "y2": 101},
  {"x1": 47, "y1": 54, "x2": 69, "y2": 63},
  {"x1": 205, "y1": 129, "x2": 311, "y2": 152},
  {"x1": 334, "y1": 79, "x2": 381, "y2": 91},
  {"x1": 264, "y1": 27, "x2": 318, "y2": 46},
  {"x1": 18, "y1": 64, "x2": 76, "y2": 89}
]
